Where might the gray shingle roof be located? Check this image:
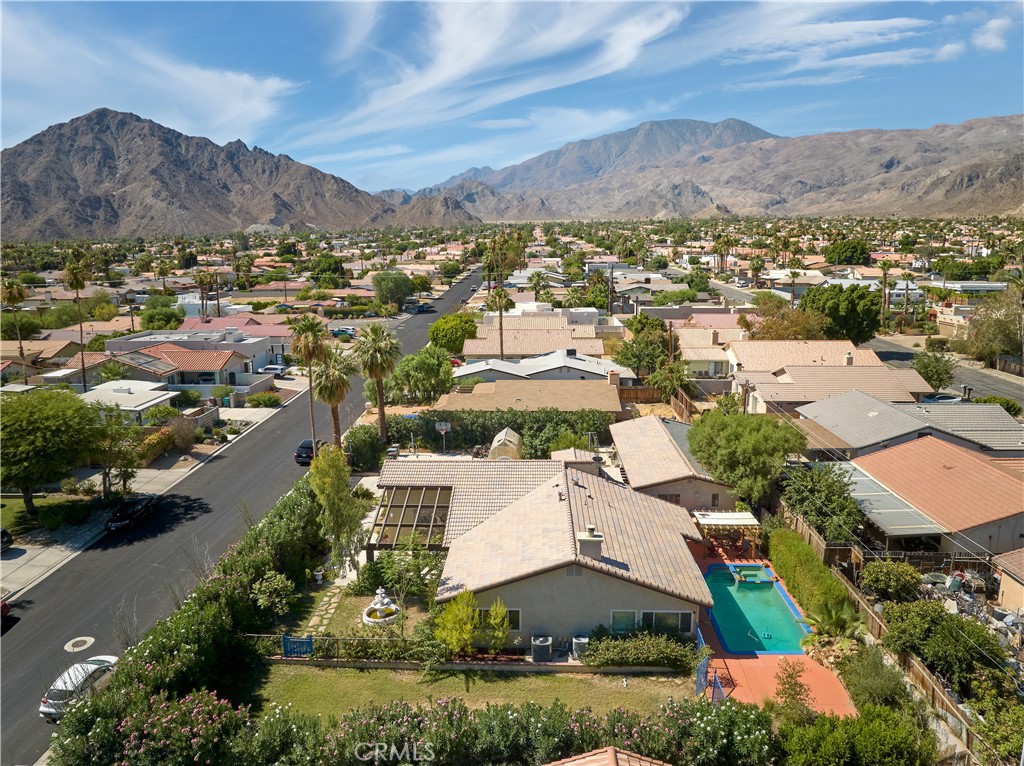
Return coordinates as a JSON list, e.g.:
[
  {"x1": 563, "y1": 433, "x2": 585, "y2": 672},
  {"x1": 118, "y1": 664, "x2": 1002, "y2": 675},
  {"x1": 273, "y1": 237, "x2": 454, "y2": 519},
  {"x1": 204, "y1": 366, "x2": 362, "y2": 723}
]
[
  {"x1": 796, "y1": 390, "x2": 924, "y2": 448},
  {"x1": 893, "y1": 403, "x2": 1024, "y2": 451},
  {"x1": 437, "y1": 467, "x2": 712, "y2": 606}
]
